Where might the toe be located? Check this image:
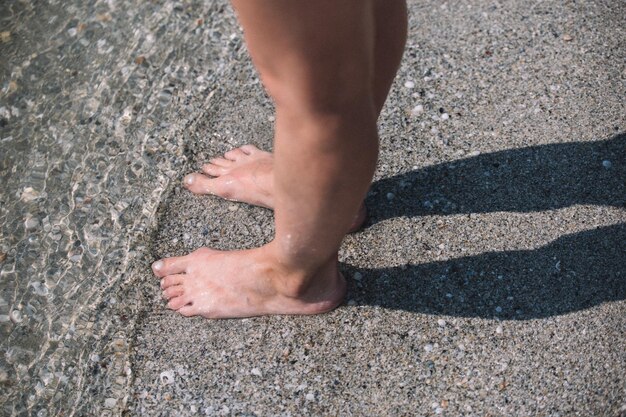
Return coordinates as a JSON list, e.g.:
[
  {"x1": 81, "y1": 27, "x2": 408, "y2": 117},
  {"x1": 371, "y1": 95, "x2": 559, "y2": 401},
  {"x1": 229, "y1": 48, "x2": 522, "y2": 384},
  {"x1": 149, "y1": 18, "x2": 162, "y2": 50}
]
[
  {"x1": 183, "y1": 173, "x2": 205, "y2": 189},
  {"x1": 177, "y1": 305, "x2": 198, "y2": 317},
  {"x1": 152, "y1": 255, "x2": 188, "y2": 277},
  {"x1": 161, "y1": 274, "x2": 185, "y2": 289},
  {"x1": 209, "y1": 157, "x2": 231, "y2": 167},
  {"x1": 167, "y1": 295, "x2": 190, "y2": 310},
  {"x1": 240, "y1": 144, "x2": 260, "y2": 155},
  {"x1": 184, "y1": 173, "x2": 237, "y2": 200},
  {"x1": 163, "y1": 285, "x2": 184, "y2": 300},
  {"x1": 200, "y1": 163, "x2": 227, "y2": 177},
  {"x1": 224, "y1": 148, "x2": 246, "y2": 161},
  {"x1": 184, "y1": 172, "x2": 217, "y2": 195}
]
